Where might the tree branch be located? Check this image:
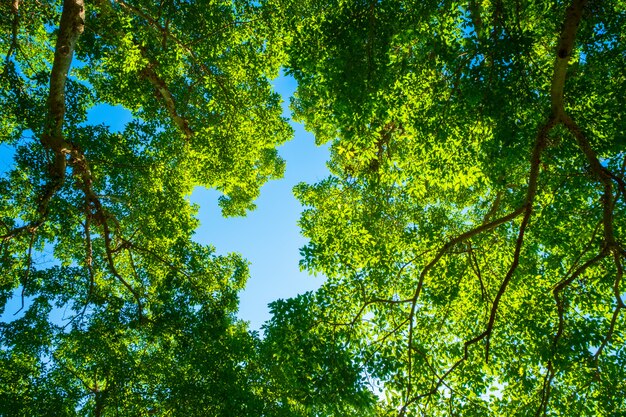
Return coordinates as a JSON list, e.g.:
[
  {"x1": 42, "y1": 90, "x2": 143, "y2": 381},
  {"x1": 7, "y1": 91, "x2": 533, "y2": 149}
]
[
  {"x1": 562, "y1": 113, "x2": 618, "y2": 248},
  {"x1": 16, "y1": 0, "x2": 144, "y2": 319},
  {"x1": 552, "y1": 250, "x2": 608, "y2": 351},
  {"x1": 400, "y1": 0, "x2": 589, "y2": 406},
  {"x1": 140, "y1": 62, "x2": 193, "y2": 141},
  {"x1": 593, "y1": 252, "x2": 626, "y2": 362},
  {"x1": 13, "y1": 231, "x2": 35, "y2": 315},
  {"x1": 472, "y1": 119, "x2": 554, "y2": 364},
  {"x1": 113, "y1": 0, "x2": 235, "y2": 108},
  {"x1": 93, "y1": 0, "x2": 196, "y2": 142},
  {"x1": 402, "y1": 204, "x2": 527, "y2": 403},
  {"x1": 4, "y1": 0, "x2": 20, "y2": 65},
  {"x1": 535, "y1": 361, "x2": 555, "y2": 417},
  {"x1": 551, "y1": 0, "x2": 587, "y2": 117},
  {"x1": 14, "y1": 0, "x2": 84, "y2": 237}
]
